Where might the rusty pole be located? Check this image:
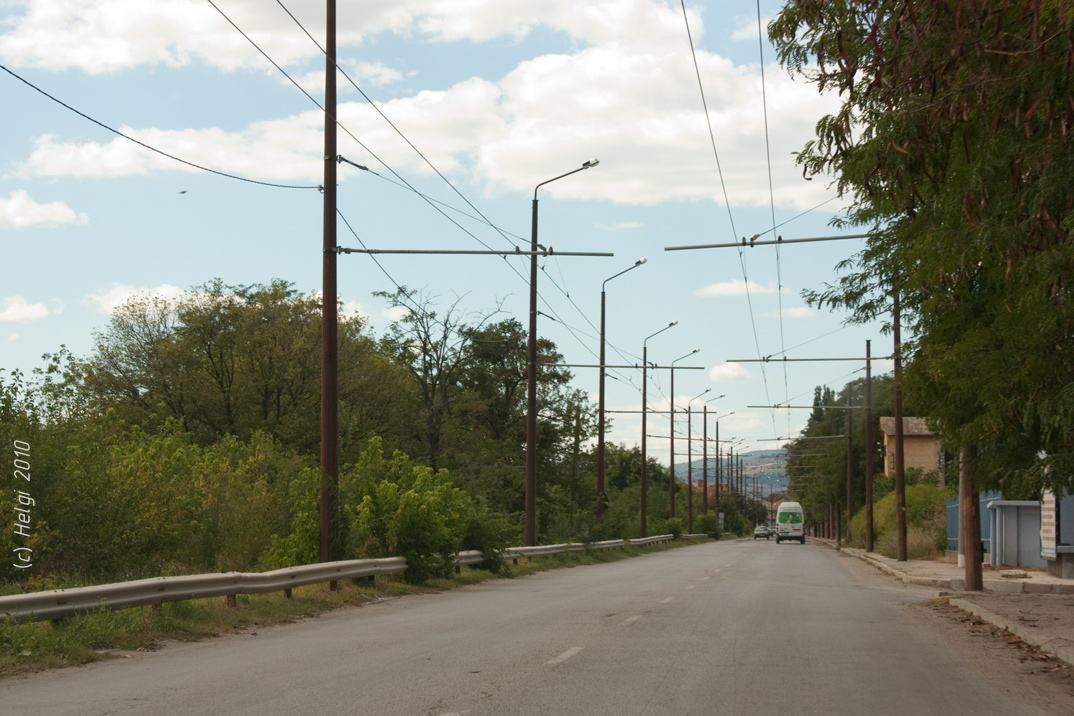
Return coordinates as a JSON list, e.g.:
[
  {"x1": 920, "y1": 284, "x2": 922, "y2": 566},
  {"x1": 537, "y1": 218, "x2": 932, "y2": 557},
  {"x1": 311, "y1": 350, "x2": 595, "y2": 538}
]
[
  {"x1": 702, "y1": 406, "x2": 708, "y2": 515},
  {"x1": 865, "y1": 340, "x2": 874, "y2": 552},
  {"x1": 640, "y1": 321, "x2": 676, "y2": 538},
  {"x1": 319, "y1": 0, "x2": 338, "y2": 565},
  {"x1": 893, "y1": 289, "x2": 908, "y2": 561},
  {"x1": 846, "y1": 388, "x2": 853, "y2": 543},
  {"x1": 598, "y1": 260, "x2": 645, "y2": 520}
]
